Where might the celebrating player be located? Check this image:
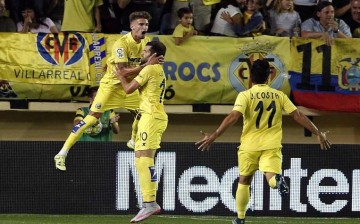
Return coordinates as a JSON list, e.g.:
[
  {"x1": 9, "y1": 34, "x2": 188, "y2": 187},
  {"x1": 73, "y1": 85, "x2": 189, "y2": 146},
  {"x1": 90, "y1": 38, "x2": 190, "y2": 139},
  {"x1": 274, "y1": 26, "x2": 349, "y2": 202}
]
[
  {"x1": 54, "y1": 11, "x2": 162, "y2": 171},
  {"x1": 116, "y1": 41, "x2": 168, "y2": 223},
  {"x1": 195, "y1": 59, "x2": 331, "y2": 224}
]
